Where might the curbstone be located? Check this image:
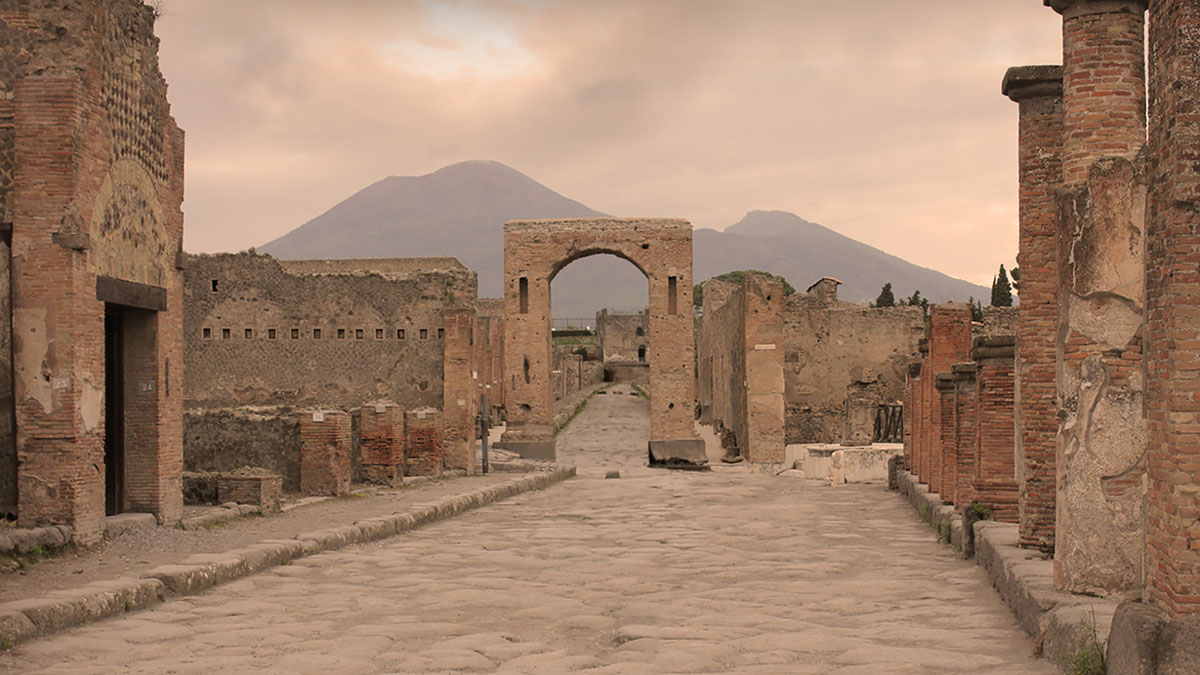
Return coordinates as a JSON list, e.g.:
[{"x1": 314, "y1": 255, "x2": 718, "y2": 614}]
[{"x1": 4, "y1": 465, "x2": 576, "y2": 649}]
